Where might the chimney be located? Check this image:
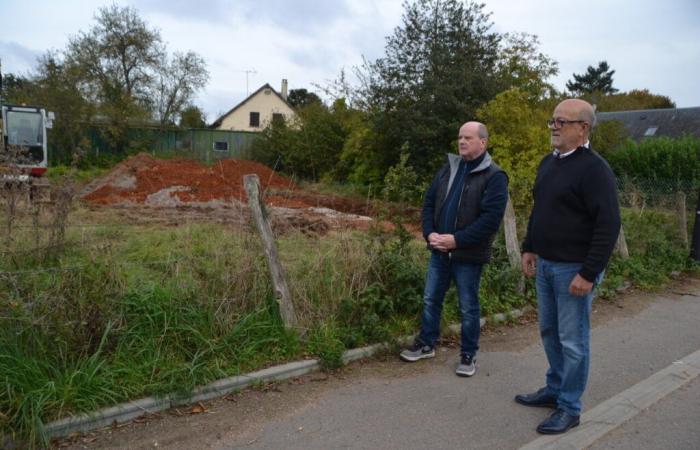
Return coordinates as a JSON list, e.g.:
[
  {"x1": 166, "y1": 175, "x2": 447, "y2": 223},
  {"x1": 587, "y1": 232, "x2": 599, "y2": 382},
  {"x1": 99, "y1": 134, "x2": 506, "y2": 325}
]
[{"x1": 281, "y1": 79, "x2": 288, "y2": 101}]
